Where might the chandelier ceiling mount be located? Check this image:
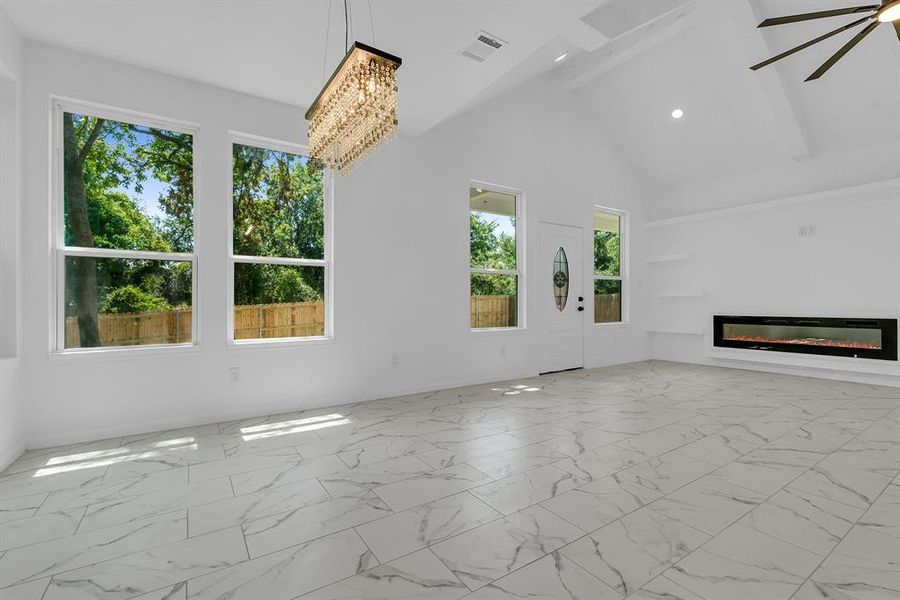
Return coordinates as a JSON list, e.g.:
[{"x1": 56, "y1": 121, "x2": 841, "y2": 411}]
[{"x1": 306, "y1": 1, "x2": 402, "y2": 175}]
